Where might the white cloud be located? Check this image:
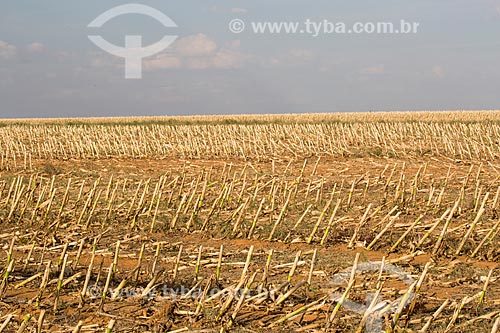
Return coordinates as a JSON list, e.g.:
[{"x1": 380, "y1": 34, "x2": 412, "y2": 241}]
[
  {"x1": 145, "y1": 54, "x2": 182, "y2": 70},
  {"x1": 360, "y1": 64, "x2": 385, "y2": 75},
  {"x1": 90, "y1": 56, "x2": 112, "y2": 68},
  {"x1": 480, "y1": 0, "x2": 500, "y2": 17},
  {"x1": 210, "y1": 6, "x2": 248, "y2": 14},
  {"x1": 174, "y1": 33, "x2": 217, "y2": 57},
  {"x1": 0, "y1": 40, "x2": 17, "y2": 59},
  {"x1": 432, "y1": 65, "x2": 445, "y2": 79},
  {"x1": 27, "y1": 42, "x2": 45, "y2": 52},
  {"x1": 270, "y1": 49, "x2": 316, "y2": 66},
  {"x1": 91, "y1": 34, "x2": 321, "y2": 73},
  {"x1": 211, "y1": 49, "x2": 245, "y2": 69},
  {"x1": 231, "y1": 8, "x2": 248, "y2": 14},
  {"x1": 289, "y1": 49, "x2": 316, "y2": 61},
  {"x1": 208, "y1": 40, "x2": 250, "y2": 69},
  {"x1": 88, "y1": 51, "x2": 125, "y2": 74},
  {"x1": 185, "y1": 57, "x2": 213, "y2": 70},
  {"x1": 144, "y1": 34, "x2": 250, "y2": 71}
]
